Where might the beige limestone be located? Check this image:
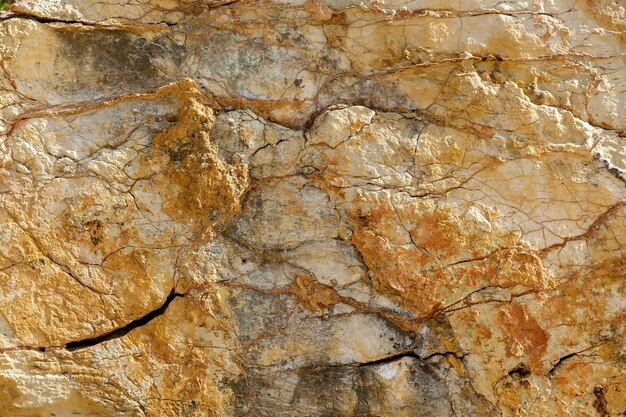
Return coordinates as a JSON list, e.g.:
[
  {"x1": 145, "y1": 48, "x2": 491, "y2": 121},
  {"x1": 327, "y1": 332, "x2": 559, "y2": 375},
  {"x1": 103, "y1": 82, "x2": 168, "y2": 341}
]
[{"x1": 0, "y1": 0, "x2": 624, "y2": 416}]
